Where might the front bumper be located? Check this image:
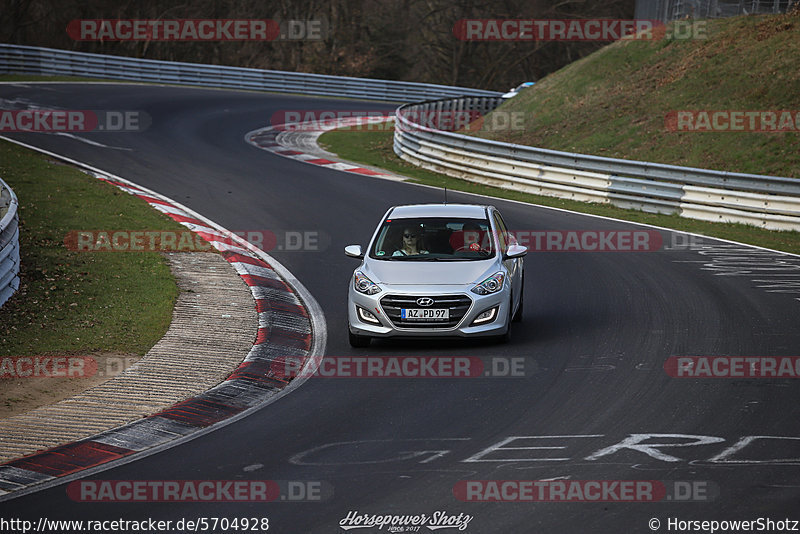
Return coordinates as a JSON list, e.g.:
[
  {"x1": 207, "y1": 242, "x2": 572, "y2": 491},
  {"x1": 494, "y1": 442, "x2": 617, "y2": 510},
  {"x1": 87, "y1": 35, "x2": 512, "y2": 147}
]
[{"x1": 348, "y1": 283, "x2": 509, "y2": 338}]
